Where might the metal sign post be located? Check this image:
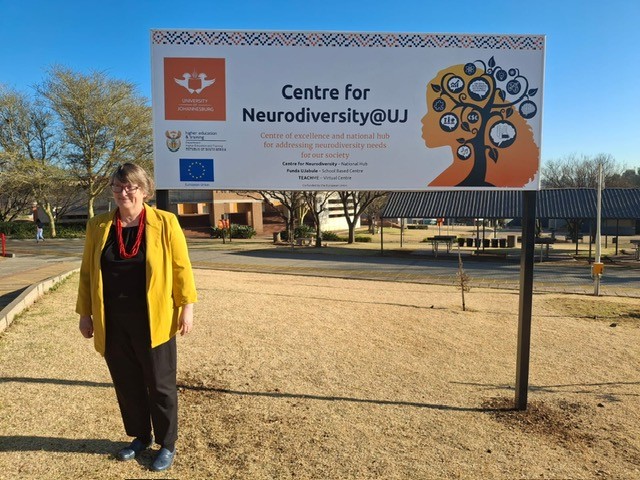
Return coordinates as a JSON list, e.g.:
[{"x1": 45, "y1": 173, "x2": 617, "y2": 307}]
[
  {"x1": 516, "y1": 190, "x2": 537, "y2": 410},
  {"x1": 156, "y1": 189, "x2": 169, "y2": 211},
  {"x1": 594, "y1": 163, "x2": 604, "y2": 295}
]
